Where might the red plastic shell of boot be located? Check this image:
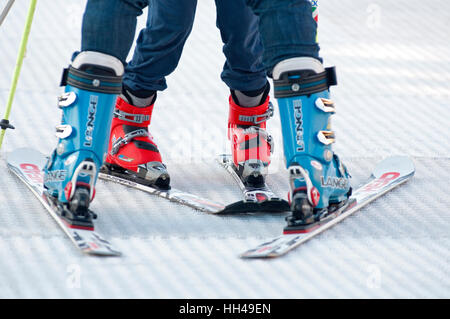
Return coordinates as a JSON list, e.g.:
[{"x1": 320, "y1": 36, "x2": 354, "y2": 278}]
[
  {"x1": 105, "y1": 97, "x2": 162, "y2": 172},
  {"x1": 227, "y1": 95, "x2": 272, "y2": 166}
]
